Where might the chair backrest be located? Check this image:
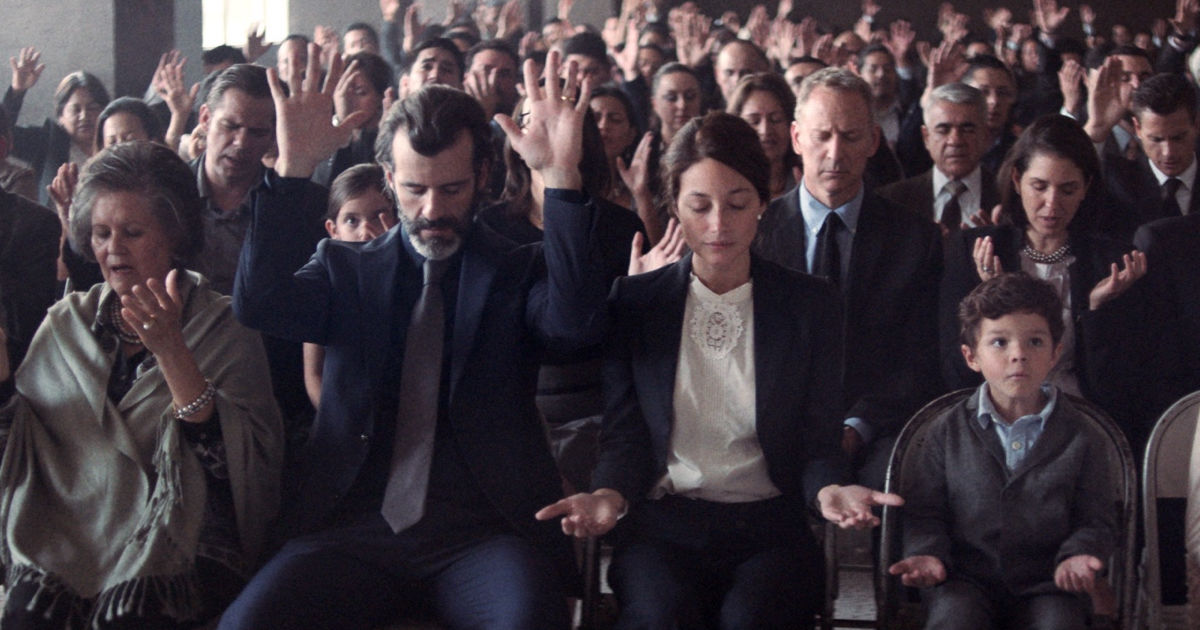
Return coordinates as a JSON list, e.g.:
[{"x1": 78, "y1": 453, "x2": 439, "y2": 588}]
[
  {"x1": 1142, "y1": 390, "x2": 1200, "y2": 630},
  {"x1": 877, "y1": 390, "x2": 1139, "y2": 627},
  {"x1": 877, "y1": 388, "x2": 973, "y2": 626}
]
